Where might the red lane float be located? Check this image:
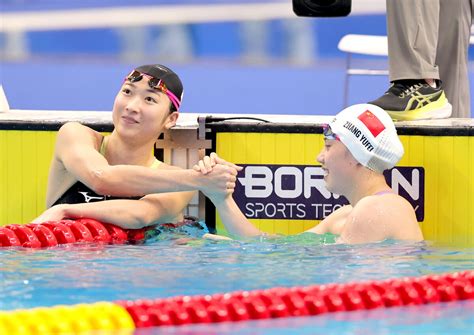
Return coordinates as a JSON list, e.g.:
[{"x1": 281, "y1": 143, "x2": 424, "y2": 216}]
[
  {"x1": 0, "y1": 226, "x2": 21, "y2": 247},
  {"x1": 0, "y1": 219, "x2": 153, "y2": 247},
  {"x1": 4, "y1": 224, "x2": 42, "y2": 248},
  {"x1": 116, "y1": 270, "x2": 474, "y2": 328},
  {"x1": 61, "y1": 220, "x2": 94, "y2": 242},
  {"x1": 41, "y1": 221, "x2": 77, "y2": 245},
  {"x1": 26, "y1": 223, "x2": 58, "y2": 247}
]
